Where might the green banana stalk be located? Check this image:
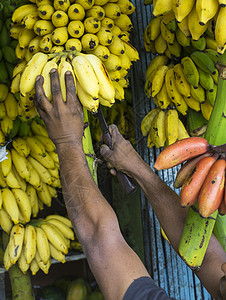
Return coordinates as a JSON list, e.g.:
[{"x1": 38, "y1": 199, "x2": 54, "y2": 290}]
[
  {"x1": 178, "y1": 51, "x2": 226, "y2": 269},
  {"x1": 83, "y1": 108, "x2": 98, "y2": 185}
]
